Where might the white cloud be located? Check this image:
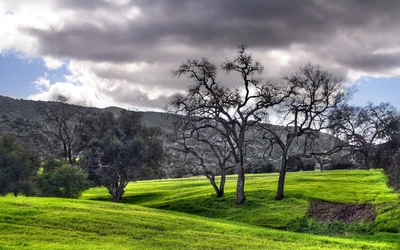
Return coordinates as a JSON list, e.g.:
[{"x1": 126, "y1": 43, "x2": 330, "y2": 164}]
[
  {"x1": 28, "y1": 81, "x2": 118, "y2": 108},
  {"x1": 32, "y1": 73, "x2": 50, "y2": 91},
  {"x1": 43, "y1": 56, "x2": 64, "y2": 69}
]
